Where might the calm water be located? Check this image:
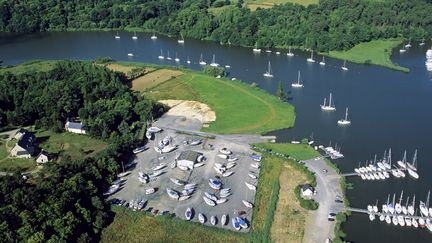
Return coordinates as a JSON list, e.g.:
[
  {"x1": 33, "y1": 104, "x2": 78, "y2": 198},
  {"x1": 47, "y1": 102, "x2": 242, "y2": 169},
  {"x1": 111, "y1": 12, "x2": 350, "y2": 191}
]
[{"x1": 1, "y1": 31, "x2": 432, "y2": 242}]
